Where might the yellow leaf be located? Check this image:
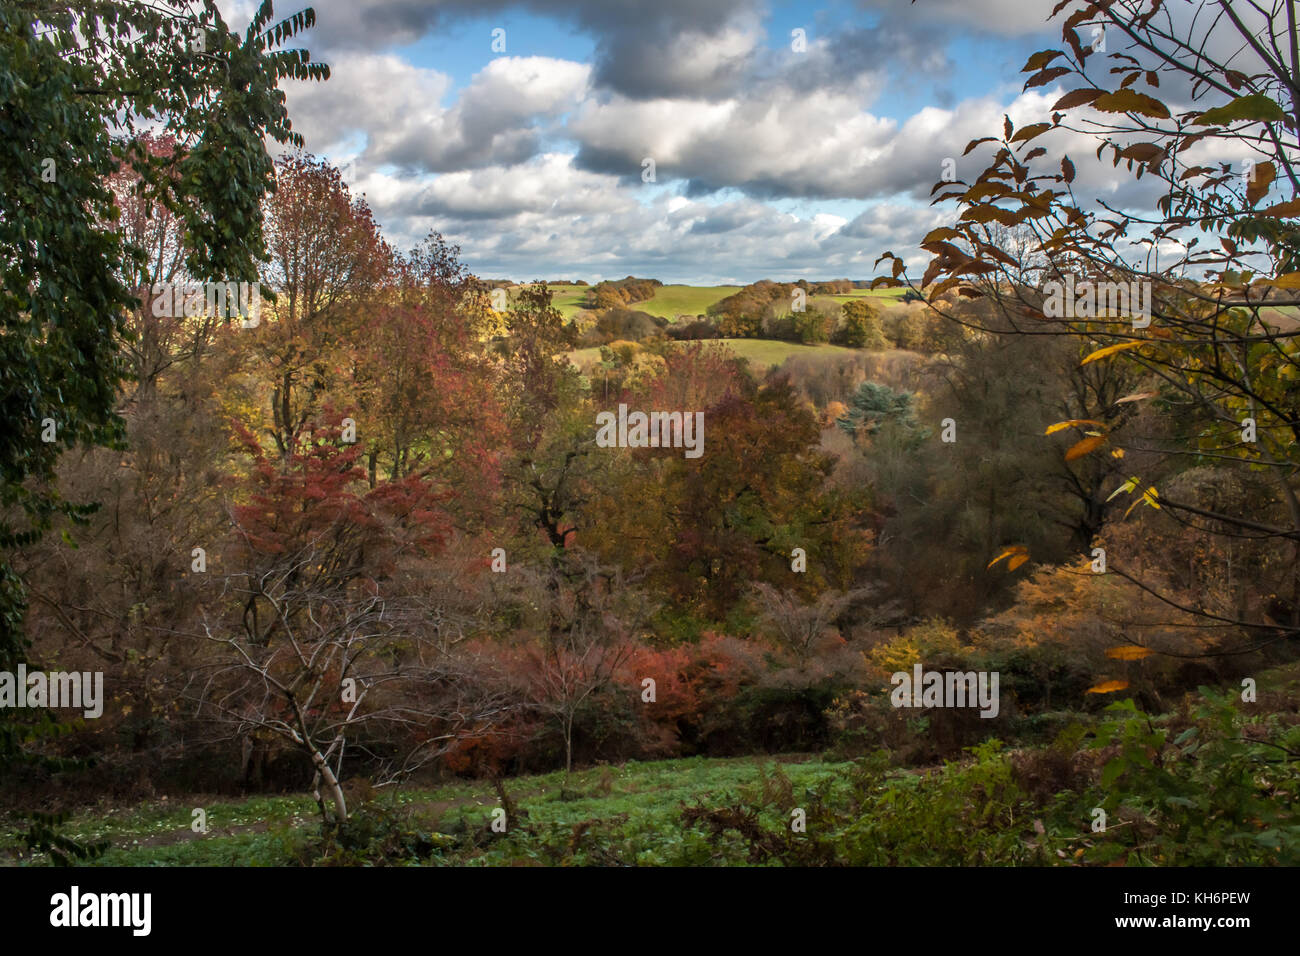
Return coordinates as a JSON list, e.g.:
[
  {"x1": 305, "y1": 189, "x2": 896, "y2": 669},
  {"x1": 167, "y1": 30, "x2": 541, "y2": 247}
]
[
  {"x1": 1081, "y1": 341, "x2": 1145, "y2": 365},
  {"x1": 1007, "y1": 553, "x2": 1029, "y2": 571},
  {"x1": 1045, "y1": 419, "x2": 1105, "y2": 435},
  {"x1": 988, "y1": 545, "x2": 1029, "y2": 570},
  {"x1": 1123, "y1": 486, "x2": 1161, "y2": 518},
  {"x1": 1106, "y1": 645, "x2": 1154, "y2": 660},
  {"x1": 1107, "y1": 476, "x2": 1140, "y2": 502},
  {"x1": 1111, "y1": 448, "x2": 1125, "y2": 458},
  {"x1": 1115, "y1": 390, "x2": 1157, "y2": 404},
  {"x1": 1086, "y1": 680, "x2": 1130, "y2": 694},
  {"x1": 1065, "y1": 434, "x2": 1106, "y2": 461},
  {"x1": 1259, "y1": 272, "x2": 1300, "y2": 289}
]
